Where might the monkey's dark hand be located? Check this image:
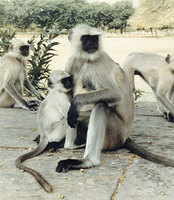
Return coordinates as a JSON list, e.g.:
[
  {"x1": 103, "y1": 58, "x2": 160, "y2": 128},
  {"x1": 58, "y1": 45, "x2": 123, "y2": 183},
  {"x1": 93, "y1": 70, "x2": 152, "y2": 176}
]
[
  {"x1": 27, "y1": 100, "x2": 40, "y2": 111},
  {"x1": 38, "y1": 94, "x2": 44, "y2": 101},
  {"x1": 68, "y1": 102, "x2": 79, "y2": 128},
  {"x1": 163, "y1": 112, "x2": 174, "y2": 122}
]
